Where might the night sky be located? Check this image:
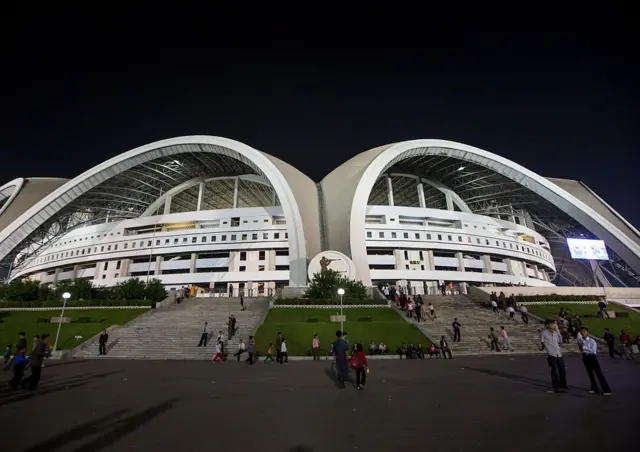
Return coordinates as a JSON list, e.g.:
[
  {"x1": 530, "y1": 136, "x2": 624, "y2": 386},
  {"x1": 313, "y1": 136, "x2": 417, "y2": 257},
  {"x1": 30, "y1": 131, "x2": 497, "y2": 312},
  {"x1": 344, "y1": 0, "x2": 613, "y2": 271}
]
[{"x1": 2, "y1": 25, "x2": 637, "y2": 227}]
